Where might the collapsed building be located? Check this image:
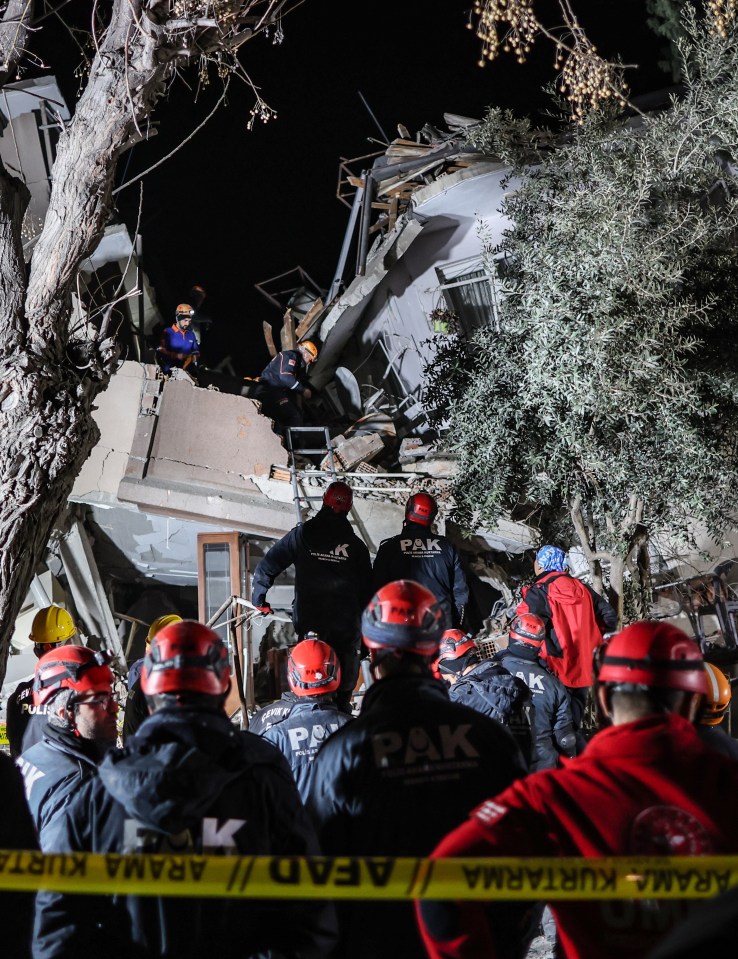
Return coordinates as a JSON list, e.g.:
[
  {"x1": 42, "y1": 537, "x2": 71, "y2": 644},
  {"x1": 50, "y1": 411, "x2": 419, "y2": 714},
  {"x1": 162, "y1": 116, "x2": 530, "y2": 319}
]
[{"x1": 2, "y1": 102, "x2": 738, "y2": 734}]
